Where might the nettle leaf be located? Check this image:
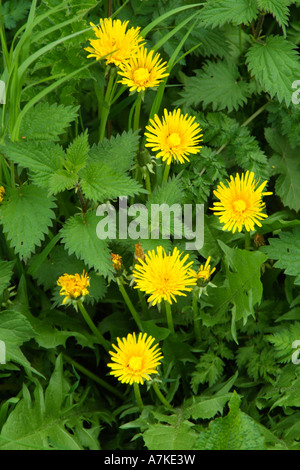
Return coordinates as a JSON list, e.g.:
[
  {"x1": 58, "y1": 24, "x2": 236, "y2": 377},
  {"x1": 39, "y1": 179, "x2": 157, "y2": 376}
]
[
  {"x1": 246, "y1": 35, "x2": 300, "y2": 106},
  {"x1": 19, "y1": 102, "x2": 78, "y2": 141},
  {"x1": 261, "y1": 228, "x2": 300, "y2": 284},
  {"x1": 177, "y1": 62, "x2": 250, "y2": 112},
  {"x1": 0, "y1": 185, "x2": 56, "y2": 260},
  {"x1": 0, "y1": 260, "x2": 15, "y2": 297},
  {"x1": 193, "y1": 392, "x2": 265, "y2": 450},
  {"x1": 79, "y1": 162, "x2": 144, "y2": 203},
  {"x1": 60, "y1": 212, "x2": 112, "y2": 277},
  {"x1": 142, "y1": 414, "x2": 197, "y2": 451},
  {"x1": 200, "y1": 0, "x2": 259, "y2": 28},
  {"x1": 65, "y1": 131, "x2": 89, "y2": 172},
  {"x1": 265, "y1": 128, "x2": 300, "y2": 212},
  {"x1": 257, "y1": 0, "x2": 290, "y2": 34}
]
